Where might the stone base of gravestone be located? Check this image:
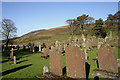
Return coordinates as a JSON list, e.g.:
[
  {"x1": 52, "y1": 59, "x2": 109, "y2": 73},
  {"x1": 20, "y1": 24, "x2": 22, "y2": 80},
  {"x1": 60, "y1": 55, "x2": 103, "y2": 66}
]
[
  {"x1": 92, "y1": 69, "x2": 120, "y2": 79},
  {"x1": 36, "y1": 72, "x2": 86, "y2": 80},
  {"x1": 41, "y1": 55, "x2": 49, "y2": 59},
  {"x1": 117, "y1": 59, "x2": 120, "y2": 67},
  {"x1": 8, "y1": 57, "x2": 14, "y2": 61}
]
